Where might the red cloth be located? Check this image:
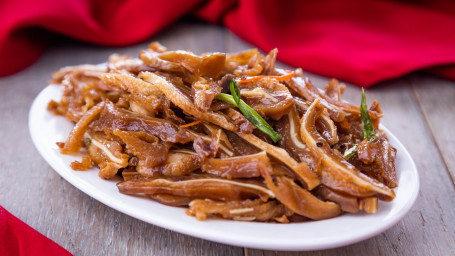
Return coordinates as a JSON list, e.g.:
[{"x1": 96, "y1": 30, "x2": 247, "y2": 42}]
[
  {"x1": 1, "y1": 0, "x2": 455, "y2": 87},
  {"x1": 0, "y1": 206, "x2": 72, "y2": 256}
]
